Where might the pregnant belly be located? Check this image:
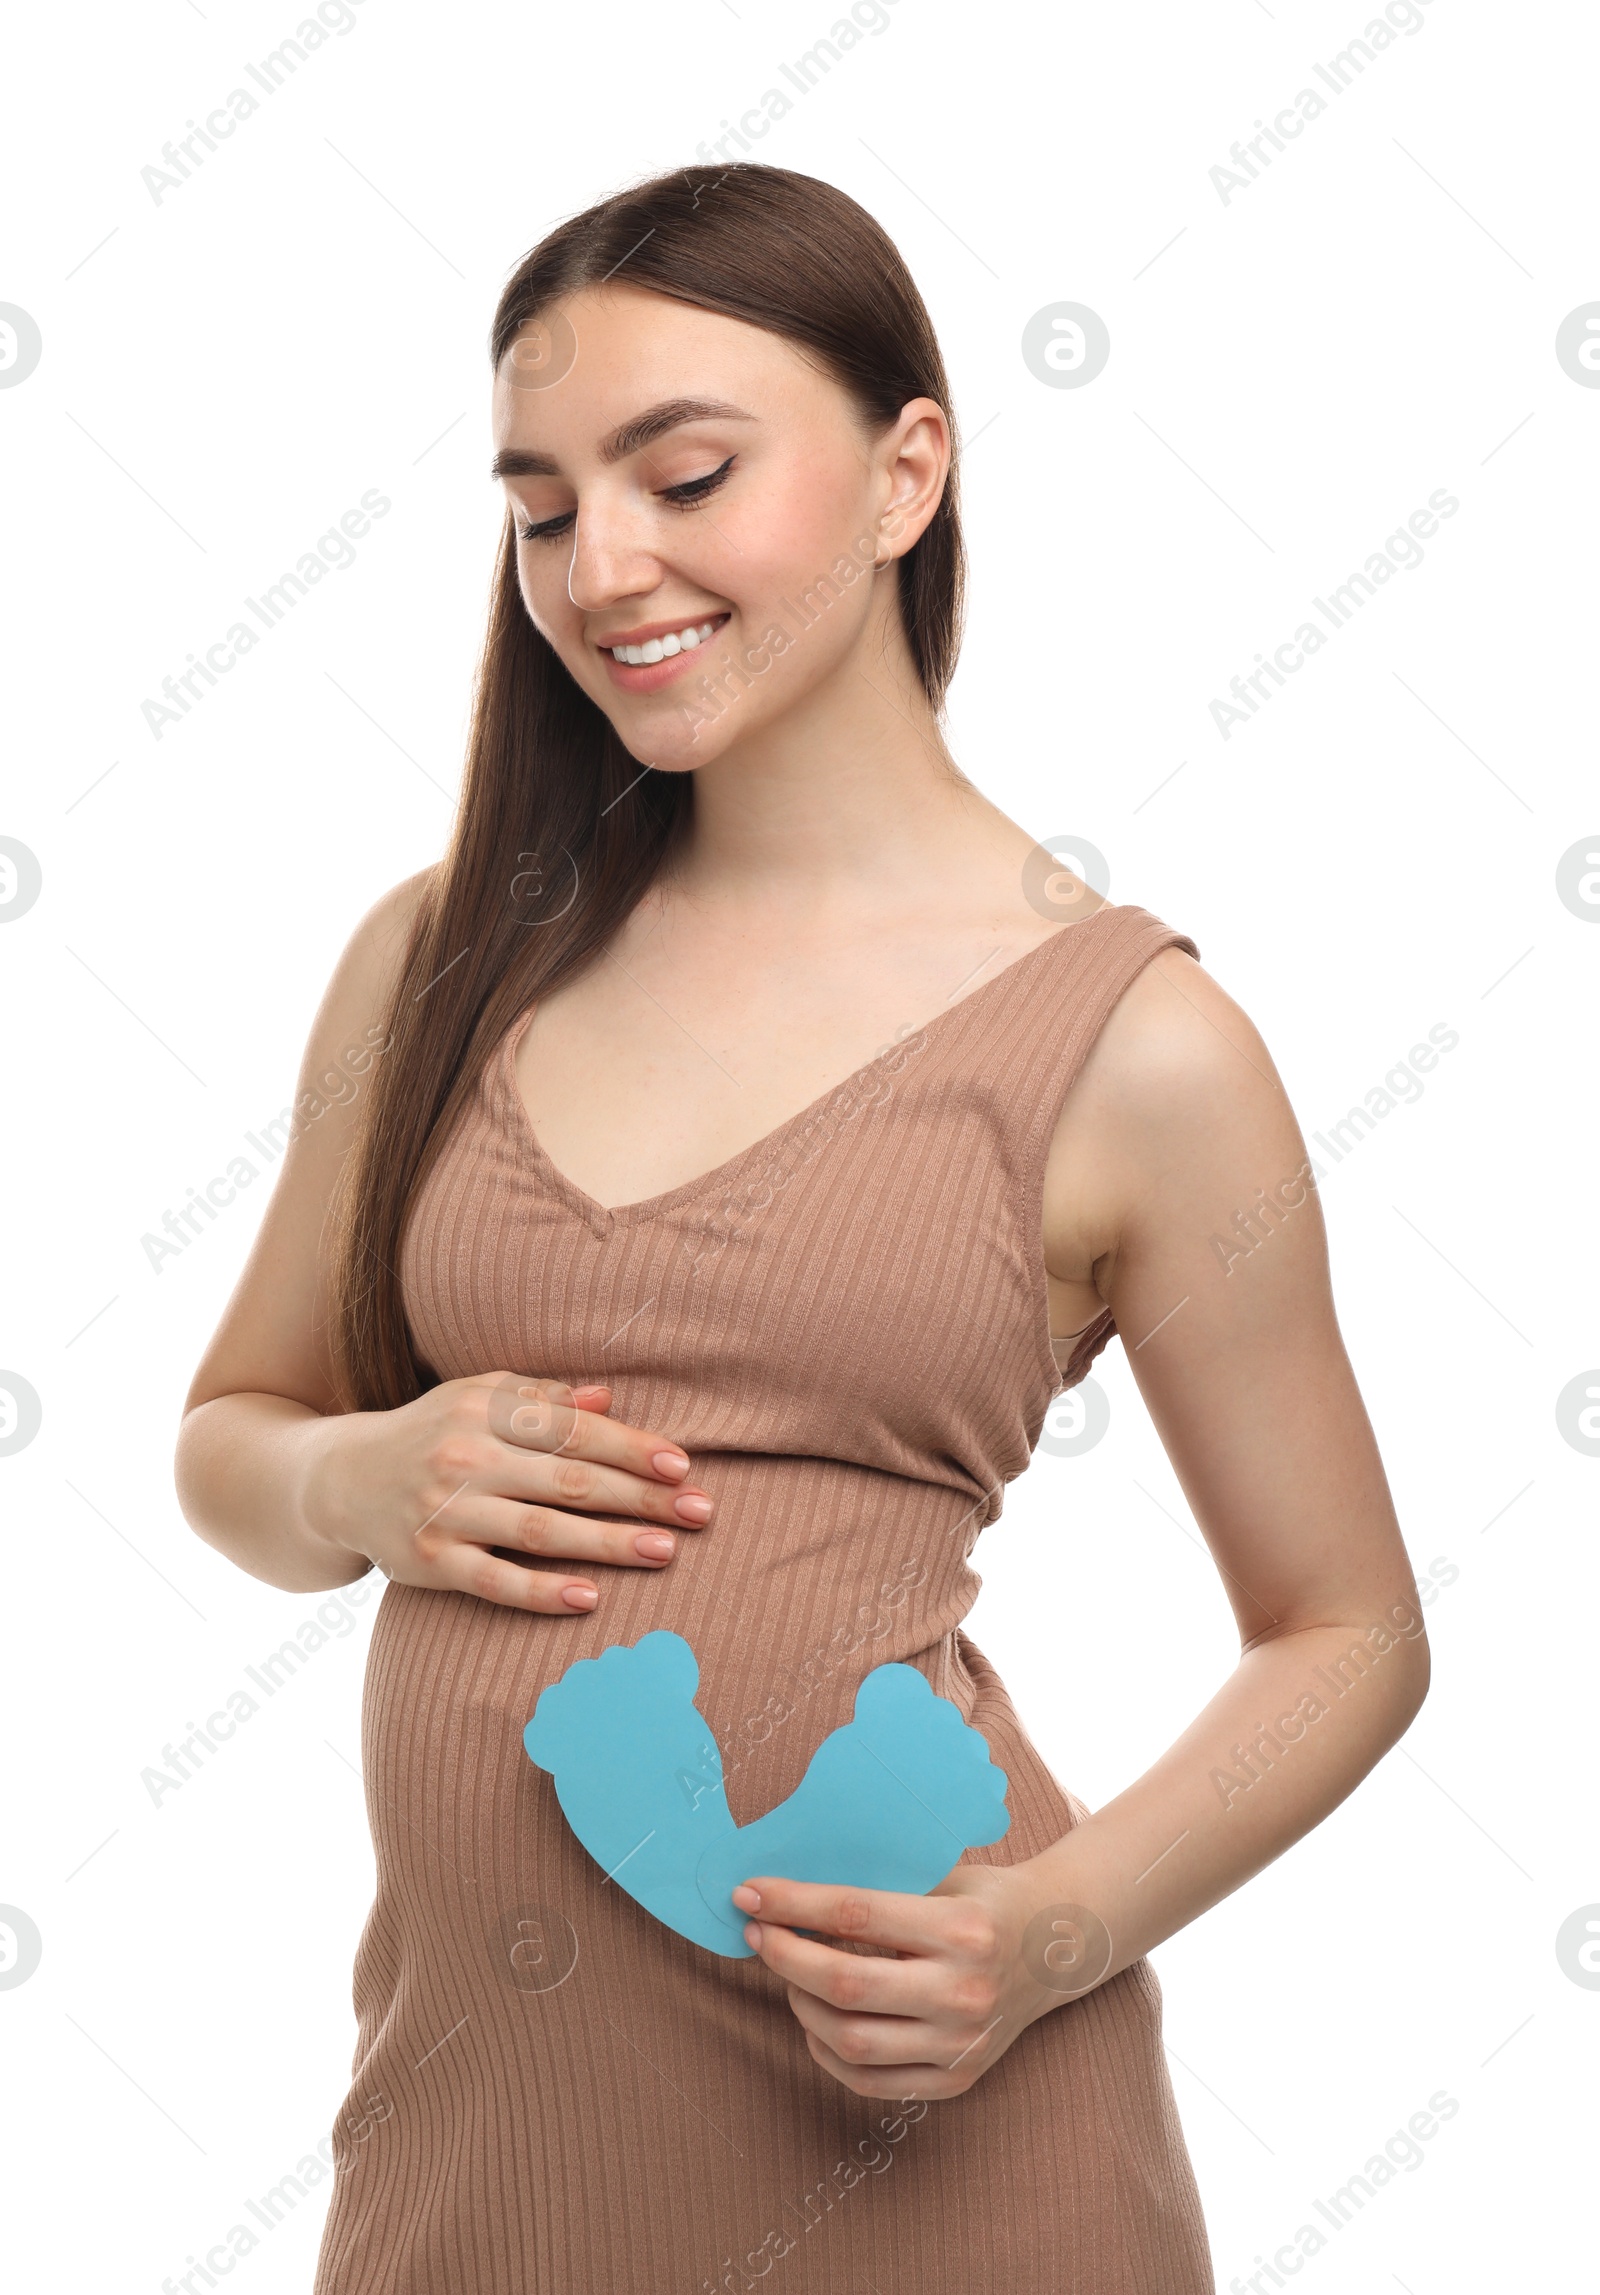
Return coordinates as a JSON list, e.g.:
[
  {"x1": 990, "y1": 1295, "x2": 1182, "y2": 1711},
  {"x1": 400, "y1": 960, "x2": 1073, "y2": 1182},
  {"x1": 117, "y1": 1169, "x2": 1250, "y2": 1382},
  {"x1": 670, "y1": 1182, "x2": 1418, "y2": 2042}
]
[{"x1": 359, "y1": 1451, "x2": 994, "y2": 1839}]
